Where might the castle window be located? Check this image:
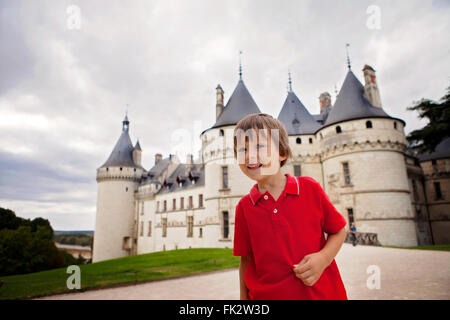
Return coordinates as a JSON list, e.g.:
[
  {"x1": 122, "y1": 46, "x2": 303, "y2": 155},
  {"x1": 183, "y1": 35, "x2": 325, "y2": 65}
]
[
  {"x1": 434, "y1": 182, "x2": 443, "y2": 200},
  {"x1": 320, "y1": 133, "x2": 323, "y2": 139},
  {"x1": 366, "y1": 121, "x2": 373, "y2": 129},
  {"x1": 162, "y1": 218, "x2": 167, "y2": 237},
  {"x1": 199, "y1": 227, "x2": 203, "y2": 238},
  {"x1": 342, "y1": 162, "x2": 351, "y2": 185},
  {"x1": 134, "y1": 168, "x2": 136, "y2": 172},
  {"x1": 120, "y1": 167, "x2": 123, "y2": 171},
  {"x1": 432, "y1": 159, "x2": 438, "y2": 172},
  {"x1": 199, "y1": 194, "x2": 203, "y2": 207},
  {"x1": 347, "y1": 208, "x2": 354, "y2": 224},
  {"x1": 294, "y1": 165, "x2": 301, "y2": 177},
  {"x1": 189, "y1": 196, "x2": 193, "y2": 209},
  {"x1": 296, "y1": 137, "x2": 302, "y2": 144},
  {"x1": 106, "y1": 167, "x2": 109, "y2": 171},
  {"x1": 126, "y1": 187, "x2": 128, "y2": 192},
  {"x1": 173, "y1": 198, "x2": 176, "y2": 210},
  {"x1": 187, "y1": 216, "x2": 193, "y2": 237},
  {"x1": 122, "y1": 237, "x2": 131, "y2": 250},
  {"x1": 394, "y1": 122, "x2": 397, "y2": 129},
  {"x1": 156, "y1": 201, "x2": 160, "y2": 212},
  {"x1": 222, "y1": 166, "x2": 228, "y2": 189},
  {"x1": 219, "y1": 129, "x2": 224, "y2": 136},
  {"x1": 336, "y1": 126, "x2": 342, "y2": 134},
  {"x1": 309, "y1": 138, "x2": 313, "y2": 144},
  {"x1": 222, "y1": 211, "x2": 229, "y2": 239},
  {"x1": 140, "y1": 221, "x2": 144, "y2": 237},
  {"x1": 163, "y1": 200, "x2": 167, "y2": 212},
  {"x1": 412, "y1": 180, "x2": 419, "y2": 202},
  {"x1": 180, "y1": 197, "x2": 184, "y2": 209}
]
